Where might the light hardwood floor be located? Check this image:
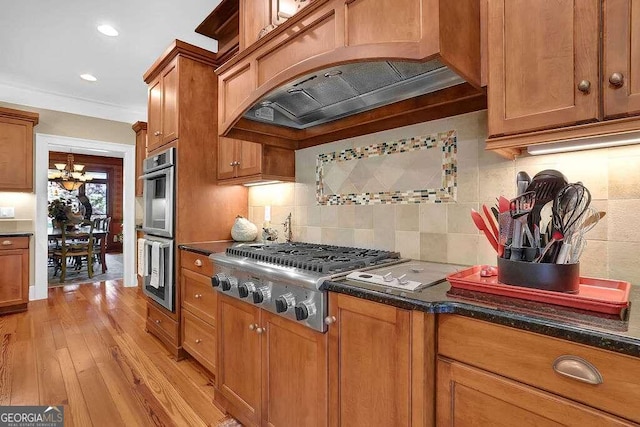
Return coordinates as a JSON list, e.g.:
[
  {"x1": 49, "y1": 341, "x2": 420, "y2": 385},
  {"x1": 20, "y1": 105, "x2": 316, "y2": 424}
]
[{"x1": 0, "y1": 280, "x2": 229, "y2": 427}]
